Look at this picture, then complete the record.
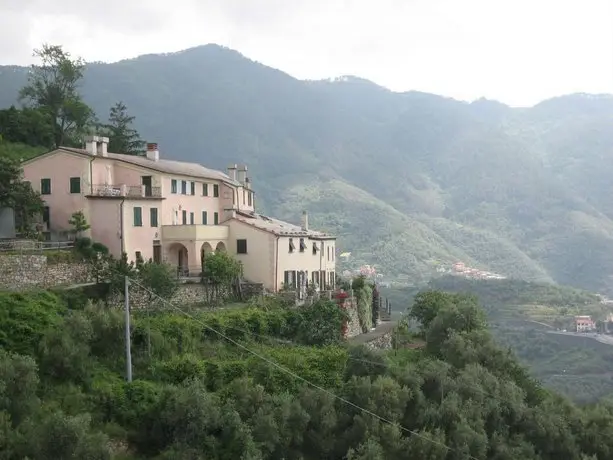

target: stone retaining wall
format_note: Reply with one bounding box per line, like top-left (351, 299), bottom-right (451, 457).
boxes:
top-left (0, 254), bottom-right (91, 290)
top-left (344, 297), bottom-right (362, 338)
top-left (110, 281), bottom-right (265, 309)
top-left (364, 331), bottom-right (393, 350)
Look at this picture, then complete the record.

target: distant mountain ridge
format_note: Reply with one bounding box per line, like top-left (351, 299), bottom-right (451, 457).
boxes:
top-left (1, 44), bottom-right (612, 292)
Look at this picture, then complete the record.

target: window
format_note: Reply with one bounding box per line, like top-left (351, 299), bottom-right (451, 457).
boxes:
top-left (42, 206), bottom-right (50, 228)
top-left (181, 180), bottom-right (187, 194)
top-left (41, 178), bottom-right (51, 195)
top-left (299, 238), bottom-right (307, 252)
top-left (202, 211), bottom-right (208, 225)
top-left (190, 181), bottom-right (196, 195)
top-left (327, 247), bottom-right (331, 261)
top-left (284, 270), bottom-right (297, 289)
top-left (133, 207), bottom-right (143, 226)
top-left (243, 190), bottom-right (246, 204)
top-left (182, 210), bottom-right (187, 225)
top-left (202, 183), bottom-right (208, 196)
top-left (171, 179), bottom-right (178, 194)
top-left (289, 238), bottom-right (295, 253)
top-left (237, 239), bottom-right (247, 254)
top-left (153, 244), bottom-right (162, 263)
top-left (213, 184), bottom-right (219, 197)
top-left (248, 192), bottom-right (252, 207)
top-left (69, 177), bottom-right (81, 193)
top-left (150, 208), bottom-right (158, 227)
top-left (329, 272), bottom-right (335, 288)
top-left (312, 242), bottom-right (318, 255)
top-left (190, 212), bottom-right (195, 225)
top-left (213, 212), bottom-right (219, 225)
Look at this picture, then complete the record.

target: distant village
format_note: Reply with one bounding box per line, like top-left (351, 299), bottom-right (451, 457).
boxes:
top-left (440, 261), bottom-right (506, 280)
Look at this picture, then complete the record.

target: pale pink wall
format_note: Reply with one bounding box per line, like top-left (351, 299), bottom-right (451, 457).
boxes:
top-left (123, 200), bottom-right (161, 262)
top-left (22, 151), bottom-right (92, 234)
top-left (226, 220), bottom-right (275, 288)
top-left (90, 158), bottom-right (115, 188)
top-left (236, 185), bottom-right (255, 213)
top-left (160, 175), bottom-right (224, 226)
top-left (276, 237), bottom-right (337, 290)
top-left (89, 200), bottom-right (122, 256)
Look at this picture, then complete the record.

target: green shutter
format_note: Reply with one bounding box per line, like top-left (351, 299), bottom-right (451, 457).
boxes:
top-left (150, 208), bottom-right (158, 227)
top-left (203, 184), bottom-right (208, 196)
top-left (214, 212), bottom-right (219, 225)
top-left (202, 211), bottom-right (208, 224)
top-left (41, 178), bottom-right (51, 195)
top-left (69, 177), bottom-right (81, 193)
top-left (213, 184), bottom-right (219, 197)
top-left (171, 179), bottom-right (177, 193)
top-left (134, 207), bottom-right (142, 226)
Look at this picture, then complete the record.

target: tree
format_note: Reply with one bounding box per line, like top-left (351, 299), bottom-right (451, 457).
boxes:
top-left (68, 210), bottom-right (90, 237)
top-left (0, 106), bottom-right (55, 148)
top-left (19, 44), bottom-right (95, 148)
top-left (202, 252), bottom-right (242, 285)
top-left (102, 102), bottom-right (145, 155)
top-left (0, 155), bottom-right (44, 237)
top-left (139, 261), bottom-right (179, 302)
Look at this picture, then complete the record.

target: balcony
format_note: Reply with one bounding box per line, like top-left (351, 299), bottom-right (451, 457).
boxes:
top-left (161, 224), bottom-right (229, 242)
top-left (88, 184), bottom-right (162, 198)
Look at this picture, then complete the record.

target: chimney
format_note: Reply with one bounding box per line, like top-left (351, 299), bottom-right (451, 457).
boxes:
top-left (227, 164), bottom-right (237, 181)
top-left (84, 135), bottom-right (100, 155)
top-left (301, 210), bottom-right (309, 231)
top-left (146, 143), bottom-right (159, 161)
top-left (237, 164), bottom-right (248, 184)
top-left (97, 137), bottom-right (109, 157)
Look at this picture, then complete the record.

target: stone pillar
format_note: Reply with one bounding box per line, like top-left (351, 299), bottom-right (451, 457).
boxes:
top-left (372, 285), bottom-right (380, 327)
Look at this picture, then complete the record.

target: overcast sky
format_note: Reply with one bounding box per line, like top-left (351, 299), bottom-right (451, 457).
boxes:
top-left (1, 0), bottom-right (611, 106)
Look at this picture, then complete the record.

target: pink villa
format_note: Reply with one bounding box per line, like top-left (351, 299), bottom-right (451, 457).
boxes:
top-left (575, 315), bottom-right (596, 332)
top-left (21, 136), bottom-right (336, 292)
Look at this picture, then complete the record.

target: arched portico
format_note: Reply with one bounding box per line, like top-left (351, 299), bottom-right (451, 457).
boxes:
top-left (167, 242), bottom-right (189, 276)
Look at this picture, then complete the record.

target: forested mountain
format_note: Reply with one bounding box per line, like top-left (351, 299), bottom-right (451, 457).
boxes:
top-left (1, 45), bottom-right (612, 292)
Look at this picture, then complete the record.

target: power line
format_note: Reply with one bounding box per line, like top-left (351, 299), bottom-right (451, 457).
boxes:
top-left (124, 275), bottom-right (480, 459)
top-left (127, 285), bottom-right (518, 406)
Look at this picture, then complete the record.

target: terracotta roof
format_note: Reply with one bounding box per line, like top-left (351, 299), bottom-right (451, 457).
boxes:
top-left (56, 147), bottom-right (240, 185)
top-left (233, 211), bottom-right (335, 239)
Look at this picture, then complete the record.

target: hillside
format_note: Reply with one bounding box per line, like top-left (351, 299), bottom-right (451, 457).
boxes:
top-left (1, 45), bottom-right (613, 291)
top-left (6, 287), bottom-right (613, 458)
top-left (386, 276), bottom-right (613, 403)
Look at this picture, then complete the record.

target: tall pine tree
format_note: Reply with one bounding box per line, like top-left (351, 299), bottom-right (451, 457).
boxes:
top-left (103, 102), bottom-right (145, 155)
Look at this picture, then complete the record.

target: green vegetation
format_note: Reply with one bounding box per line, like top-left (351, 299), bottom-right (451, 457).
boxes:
top-left (101, 101), bottom-right (146, 155)
top-left (5, 288), bottom-right (613, 458)
top-left (387, 277), bottom-right (613, 403)
top-left (19, 44), bottom-right (94, 148)
top-left (0, 151), bottom-right (44, 237)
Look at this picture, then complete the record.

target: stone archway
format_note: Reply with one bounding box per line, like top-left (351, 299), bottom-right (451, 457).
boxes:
top-left (200, 242), bottom-right (214, 265)
top-left (215, 241), bottom-right (226, 253)
top-left (167, 242), bottom-right (189, 276)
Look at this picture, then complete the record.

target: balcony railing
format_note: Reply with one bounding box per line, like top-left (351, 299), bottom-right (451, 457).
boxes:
top-left (89, 184), bottom-right (162, 198)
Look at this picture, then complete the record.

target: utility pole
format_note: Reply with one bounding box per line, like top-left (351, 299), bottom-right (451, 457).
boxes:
top-left (124, 276), bottom-right (133, 383)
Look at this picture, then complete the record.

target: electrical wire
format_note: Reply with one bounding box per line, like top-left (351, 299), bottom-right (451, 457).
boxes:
top-left (122, 275), bottom-right (480, 459)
